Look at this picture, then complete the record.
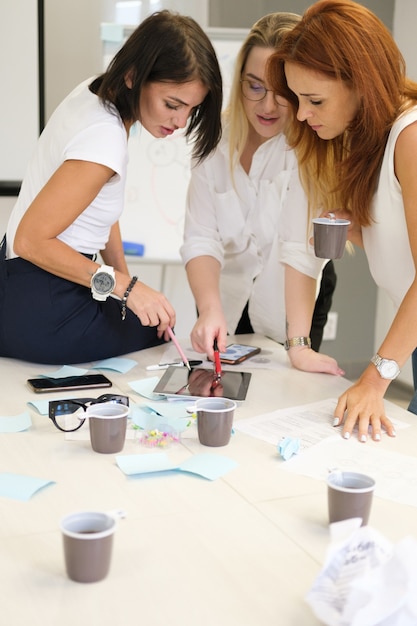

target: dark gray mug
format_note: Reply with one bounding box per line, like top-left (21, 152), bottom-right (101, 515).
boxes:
top-left (61, 511), bottom-right (116, 583)
top-left (196, 398), bottom-right (236, 447)
top-left (327, 470), bottom-right (375, 526)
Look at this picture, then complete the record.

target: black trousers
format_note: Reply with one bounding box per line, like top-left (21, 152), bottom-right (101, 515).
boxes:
top-left (0, 237), bottom-right (164, 365)
top-left (235, 260), bottom-right (337, 353)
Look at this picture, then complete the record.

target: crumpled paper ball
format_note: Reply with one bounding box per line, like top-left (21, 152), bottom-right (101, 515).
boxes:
top-left (306, 519), bottom-right (417, 625)
top-left (277, 436), bottom-right (300, 461)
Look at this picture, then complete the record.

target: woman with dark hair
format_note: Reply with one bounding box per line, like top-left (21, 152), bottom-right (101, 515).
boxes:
top-left (0, 10), bottom-right (222, 365)
top-left (269, 0), bottom-right (417, 441)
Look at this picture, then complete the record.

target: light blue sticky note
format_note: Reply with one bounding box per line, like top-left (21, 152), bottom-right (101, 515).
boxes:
top-left (92, 357), bottom-right (136, 373)
top-left (178, 455), bottom-right (238, 481)
top-left (115, 452), bottom-right (238, 481)
top-left (40, 365), bottom-right (88, 379)
top-left (27, 400), bottom-right (49, 416)
top-left (116, 452), bottom-right (175, 475)
top-left (129, 377), bottom-right (165, 400)
top-left (130, 406), bottom-right (190, 434)
top-left (0, 412), bottom-right (32, 433)
top-left (145, 401), bottom-right (191, 419)
top-left (0, 473), bottom-right (55, 501)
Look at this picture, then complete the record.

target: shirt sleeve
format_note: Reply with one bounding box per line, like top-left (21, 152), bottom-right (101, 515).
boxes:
top-left (180, 155), bottom-right (225, 267)
top-left (65, 122), bottom-right (127, 179)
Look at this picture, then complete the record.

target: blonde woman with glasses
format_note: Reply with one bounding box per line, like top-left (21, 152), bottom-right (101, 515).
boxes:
top-left (181, 12), bottom-right (342, 376)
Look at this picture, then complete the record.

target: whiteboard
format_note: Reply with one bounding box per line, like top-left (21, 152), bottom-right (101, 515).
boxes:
top-left (0, 0), bottom-right (40, 183)
top-left (118, 27), bottom-right (248, 261)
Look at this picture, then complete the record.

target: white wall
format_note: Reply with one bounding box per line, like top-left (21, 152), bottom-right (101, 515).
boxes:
top-left (0, 0), bottom-right (39, 181)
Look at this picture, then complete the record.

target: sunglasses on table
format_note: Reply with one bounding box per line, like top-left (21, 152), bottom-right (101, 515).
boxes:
top-left (48, 394), bottom-right (129, 432)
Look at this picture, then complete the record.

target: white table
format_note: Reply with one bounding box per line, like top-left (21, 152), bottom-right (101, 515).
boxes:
top-left (0, 335), bottom-right (415, 626)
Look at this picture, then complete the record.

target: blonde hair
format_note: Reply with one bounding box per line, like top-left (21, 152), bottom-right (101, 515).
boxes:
top-left (268, 0), bottom-right (417, 225)
top-left (225, 12), bottom-right (301, 172)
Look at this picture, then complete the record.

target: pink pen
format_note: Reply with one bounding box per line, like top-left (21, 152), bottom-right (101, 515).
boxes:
top-left (166, 326), bottom-right (191, 371)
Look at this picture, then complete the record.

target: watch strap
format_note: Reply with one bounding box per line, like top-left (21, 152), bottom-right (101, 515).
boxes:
top-left (284, 336), bottom-right (311, 351)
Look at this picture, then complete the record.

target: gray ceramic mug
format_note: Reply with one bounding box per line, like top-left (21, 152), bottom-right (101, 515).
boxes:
top-left (327, 470), bottom-right (375, 526)
top-left (86, 402), bottom-right (129, 454)
top-left (61, 511), bottom-right (117, 583)
top-left (313, 217), bottom-right (351, 259)
top-left (196, 398), bottom-right (236, 447)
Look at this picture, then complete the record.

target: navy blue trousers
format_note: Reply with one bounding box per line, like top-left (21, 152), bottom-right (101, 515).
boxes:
top-left (0, 237), bottom-right (164, 364)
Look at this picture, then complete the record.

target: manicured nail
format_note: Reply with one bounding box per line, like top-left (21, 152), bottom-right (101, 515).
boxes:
top-left (374, 433), bottom-right (381, 441)
top-left (333, 417), bottom-right (340, 427)
top-left (391, 429), bottom-right (397, 437)
top-left (343, 432), bottom-right (350, 440)
top-left (360, 434), bottom-right (367, 443)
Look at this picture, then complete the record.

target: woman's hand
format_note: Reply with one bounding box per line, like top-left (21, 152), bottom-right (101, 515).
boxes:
top-left (288, 346), bottom-right (345, 376)
top-left (126, 280), bottom-right (176, 335)
top-left (333, 372), bottom-right (397, 442)
top-left (190, 309), bottom-right (228, 360)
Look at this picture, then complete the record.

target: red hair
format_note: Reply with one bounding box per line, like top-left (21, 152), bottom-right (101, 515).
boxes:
top-left (268, 0), bottom-right (417, 225)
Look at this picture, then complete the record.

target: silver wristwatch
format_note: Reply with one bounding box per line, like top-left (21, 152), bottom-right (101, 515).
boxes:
top-left (91, 265), bottom-right (116, 301)
top-left (371, 353), bottom-right (400, 380)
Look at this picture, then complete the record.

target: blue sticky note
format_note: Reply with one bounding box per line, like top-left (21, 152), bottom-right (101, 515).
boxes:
top-left (145, 401), bottom-right (191, 419)
top-left (0, 473), bottom-right (55, 501)
top-left (92, 357), bottom-right (136, 373)
top-left (116, 452), bottom-right (238, 481)
top-left (0, 412), bottom-right (32, 433)
top-left (130, 406), bottom-right (190, 434)
top-left (178, 455), bottom-right (238, 481)
top-left (27, 400), bottom-right (49, 416)
top-left (116, 452), bottom-right (175, 475)
top-left (40, 365), bottom-right (88, 379)
top-left (129, 377), bottom-right (165, 400)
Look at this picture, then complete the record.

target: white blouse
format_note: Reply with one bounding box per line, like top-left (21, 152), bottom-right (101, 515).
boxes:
top-left (181, 127), bottom-right (324, 342)
top-left (362, 107), bottom-right (417, 310)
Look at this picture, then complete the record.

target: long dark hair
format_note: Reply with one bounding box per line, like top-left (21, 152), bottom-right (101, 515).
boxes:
top-left (90, 10), bottom-right (222, 162)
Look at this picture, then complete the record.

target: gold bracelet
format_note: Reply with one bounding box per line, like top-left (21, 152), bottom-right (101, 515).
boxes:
top-left (284, 336), bottom-right (311, 351)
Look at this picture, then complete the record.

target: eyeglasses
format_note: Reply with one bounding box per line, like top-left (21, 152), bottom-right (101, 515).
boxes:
top-left (240, 79), bottom-right (288, 106)
top-left (48, 394), bottom-right (129, 432)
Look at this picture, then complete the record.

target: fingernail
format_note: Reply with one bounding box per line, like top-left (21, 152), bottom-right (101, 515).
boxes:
top-left (392, 429), bottom-right (397, 437)
top-left (374, 433), bottom-right (381, 441)
top-left (360, 434), bottom-right (367, 443)
top-left (343, 432), bottom-right (350, 440)
top-left (333, 417), bottom-right (340, 427)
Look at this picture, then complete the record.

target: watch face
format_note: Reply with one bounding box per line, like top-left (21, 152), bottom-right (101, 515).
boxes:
top-left (380, 359), bottom-right (400, 379)
top-left (93, 272), bottom-right (115, 294)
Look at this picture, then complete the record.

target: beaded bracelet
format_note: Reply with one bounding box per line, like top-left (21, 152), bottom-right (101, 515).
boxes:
top-left (121, 276), bottom-right (138, 321)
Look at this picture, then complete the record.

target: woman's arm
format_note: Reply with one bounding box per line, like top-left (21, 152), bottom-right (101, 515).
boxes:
top-left (14, 159), bottom-right (176, 333)
top-left (334, 121), bottom-right (417, 442)
top-left (285, 264), bottom-right (344, 375)
top-left (185, 255), bottom-right (227, 358)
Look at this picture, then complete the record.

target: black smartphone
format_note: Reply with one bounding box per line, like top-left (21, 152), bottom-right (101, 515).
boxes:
top-left (27, 373), bottom-right (112, 393)
top-left (216, 344), bottom-right (261, 365)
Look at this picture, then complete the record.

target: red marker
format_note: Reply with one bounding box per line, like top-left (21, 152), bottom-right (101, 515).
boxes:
top-left (213, 338), bottom-right (222, 380)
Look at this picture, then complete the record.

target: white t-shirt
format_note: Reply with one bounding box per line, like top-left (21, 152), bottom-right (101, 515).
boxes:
top-left (180, 126), bottom-right (324, 342)
top-left (6, 78), bottom-right (128, 258)
top-left (362, 107), bottom-right (417, 309)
